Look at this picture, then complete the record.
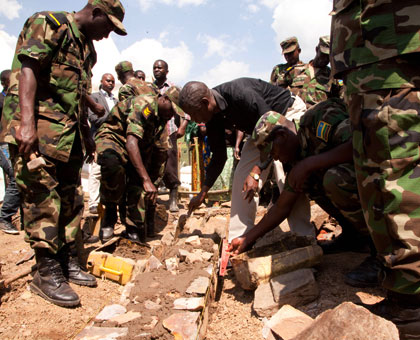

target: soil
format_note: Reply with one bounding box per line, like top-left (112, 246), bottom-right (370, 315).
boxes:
top-left (0, 196), bottom-right (385, 340)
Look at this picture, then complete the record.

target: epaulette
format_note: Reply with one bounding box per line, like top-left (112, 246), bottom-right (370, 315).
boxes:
top-left (45, 12), bottom-right (68, 29)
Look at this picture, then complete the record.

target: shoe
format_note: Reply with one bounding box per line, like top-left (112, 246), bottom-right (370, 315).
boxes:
top-left (344, 256), bottom-right (382, 288)
top-left (318, 234), bottom-right (371, 254)
top-left (146, 206), bottom-right (156, 238)
top-left (100, 204), bottom-right (117, 242)
top-left (362, 291), bottom-right (420, 340)
top-left (0, 220), bottom-right (19, 235)
top-left (169, 188), bottom-right (179, 212)
top-left (123, 225), bottom-right (146, 243)
top-left (60, 243), bottom-right (97, 287)
top-left (30, 249), bottom-right (80, 308)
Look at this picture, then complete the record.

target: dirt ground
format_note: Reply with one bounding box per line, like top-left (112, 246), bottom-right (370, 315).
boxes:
top-left (0, 196), bottom-right (385, 340)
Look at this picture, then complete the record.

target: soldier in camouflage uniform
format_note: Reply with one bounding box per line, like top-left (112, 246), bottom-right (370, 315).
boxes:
top-left (270, 37), bottom-right (307, 94)
top-left (0, 0), bottom-right (127, 308)
top-left (96, 86), bottom-right (183, 242)
top-left (96, 61), bottom-right (158, 242)
top-left (331, 1), bottom-right (420, 337)
top-left (229, 98), bottom-right (380, 285)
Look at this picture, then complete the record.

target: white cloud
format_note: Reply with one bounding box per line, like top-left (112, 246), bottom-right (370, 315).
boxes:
top-left (247, 4), bottom-right (260, 14)
top-left (199, 34), bottom-right (234, 59)
top-left (257, 0), bottom-right (280, 10)
top-left (0, 29), bottom-right (17, 72)
top-left (0, 0), bottom-right (22, 20)
top-left (137, 0), bottom-right (206, 11)
top-left (196, 60), bottom-right (268, 88)
top-left (271, 0), bottom-right (333, 63)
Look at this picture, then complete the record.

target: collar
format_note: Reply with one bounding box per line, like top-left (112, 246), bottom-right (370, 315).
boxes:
top-left (100, 88), bottom-right (114, 99)
top-left (211, 89), bottom-right (227, 111)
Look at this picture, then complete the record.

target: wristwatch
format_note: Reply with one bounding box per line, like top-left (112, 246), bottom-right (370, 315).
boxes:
top-left (249, 172), bottom-right (260, 181)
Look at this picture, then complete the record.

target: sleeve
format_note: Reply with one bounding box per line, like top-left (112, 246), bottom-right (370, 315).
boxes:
top-left (203, 114), bottom-right (228, 188)
top-left (17, 13), bottom-right (64, 68)
top-left (126, 98), bottom-right (149, 140)
top-left (270, 65), bottom-right (278, 84)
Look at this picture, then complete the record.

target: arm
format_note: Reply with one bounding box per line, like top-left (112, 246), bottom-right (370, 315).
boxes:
top-left (288, 139), bottom-right (353, 192)
top-left (176, 117), bottom-right (188, 139)
top-left (126, 134), bottom-right (157, 204)
top-left (234, 130), bottom-right (244, 160)
top-left (228, 189), bottom-right (299, 254)
top-left (15, 57), bottom-right (40, 158)
top-left (84, 93), bottom-right (105, 118)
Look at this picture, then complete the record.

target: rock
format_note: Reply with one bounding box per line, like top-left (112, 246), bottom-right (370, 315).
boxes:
top-left (163, 312), bottom-right (200, 340)
top-left (185, 235), bottom-right (201, 246)
top-left (179, 249), bottom-right (191, 262)
top-left (186, 276), bottom-right (210, 295)
top-left (120, 282), bottom-right (135, 306)
top-left (143, 316), bottom-right (159, 330)
top-left (109, 311), bottom-right (142, 325)
top-left (270, 269), bottom-right (319, 307)
top-left (161, 231), bottom-right (174, 246)
top-left (165, 257), bottom-right (179, 273)
top-left (310, 203), bottom-right (329, 231)
top-left (266, 305), bottom-right (313, 340)
top-left (203, 216), bottom-right (228, 239)
top-left (20, 291), bottom-right (32, 300)
top-left (185, 217), bottom-right (204, 234)
top-left (136, 259), bottom-right (149, 273)
top-left (144, 299), bottom-right (161, 310)
top-left (174, 297), bottom-right (205, 311)
top-left (146, 255), bottom-right (163, 271)
top-left (186, 252), bottom-right (203, 264)
top-left (95, 304), bottom-right (127, 321)
top-left (253, 282), bottom-right (278, 318)
top-left (75, 327), bottom-right (128, 340)
top-left (194, 249), bottom-right (213, 261)
top-left (293, 302), bottom-right (399, 340)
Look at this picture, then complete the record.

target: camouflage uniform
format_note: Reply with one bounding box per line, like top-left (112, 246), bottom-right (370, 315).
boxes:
top-left (331, 0), bottom-right (420, 295)
top-left (0, 11), bottom-right (96, 253)
top-left (96, 92), bottom-right (169, 228)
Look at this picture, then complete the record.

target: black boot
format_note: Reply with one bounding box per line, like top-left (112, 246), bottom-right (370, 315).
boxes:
top-left (61, 243), bottom-right (97, 287)
top-left (30, 248), bottom-right (80, 307)
top-left (344, 255), bottom-right (382, 288)
top-left (169, 187), bottom-right (179, 212)
top-left (146, 206), bottom-right (156, 237)
top-left (123, 224), bottom-right (146, 243)
top-left (100, 203), bottom-right (117, 242)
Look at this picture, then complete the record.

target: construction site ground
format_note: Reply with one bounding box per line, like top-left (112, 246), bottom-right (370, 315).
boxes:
top-left (0, 195), bottom-right (385, 340)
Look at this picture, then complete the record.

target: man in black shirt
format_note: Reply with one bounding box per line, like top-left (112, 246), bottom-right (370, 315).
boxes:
top-left (179, 77), bottom-right (314, 241)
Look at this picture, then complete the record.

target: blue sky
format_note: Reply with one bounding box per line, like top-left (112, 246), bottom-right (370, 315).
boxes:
top-left (0, 0), bottom-right (333, 90)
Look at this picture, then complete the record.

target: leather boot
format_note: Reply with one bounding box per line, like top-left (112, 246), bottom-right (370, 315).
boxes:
top-left (123, 224), bottom-right (146, 243)
top-left (344, 255), bottom-right (382, 288)
top-left (169, 187), bottom-right (179, 212)
top-left (30, 248), bottom-right (80, 307)
top-left (146, 206), bottom-right (156, 237)
top-left (61, 243), bottom-right (97, 287)
top-left (100, 203), bottom-right (117, 242)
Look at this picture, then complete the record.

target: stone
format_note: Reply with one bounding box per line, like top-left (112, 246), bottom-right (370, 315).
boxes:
top-left (186, 252), bottom-right (203, 264)
top-left (146, 255), bottom-right (163, 271)
top-left (293, 302), bottom-right (399, 340)
top-left (144, 299), bottom-right (161, 310)
top-left (179, 249), bottom-right (191, 262)
top-left (161, 231), bottom-right (174, 246)
top-left (186, 276), bottom-right (210, 295)
top-left (20, 291), bottom-right (32, 300)
top-left (165, 257), bottom-right (179, 273)
top-left (202, 216), bottom-right (228, 239)
top-left (185, 217), bottom-right (204, 234)
top-left (136, 259), bottom-right (149, 273)
top-left (95, 304), bottom-right (127, 321)
top-left (109, 311), bottom-right (142, 325)
top-left (270, 269), bottom-right (319, 307)
top-left (266, 305), bottom-right (313, 340)
top-left (74, 327), bottom-right (128, 340)
top-left (174, 297), bottom-right (205, 311)
top-left (253, 282), bottom-right (278, 318)
top-left (163, 312), bottom-right (200, 340)
top-left (143, 316), bottom-right (159, 330)
top-left (185, 235), bottom-right (201, 246)
top-left (194, 249), bottom-right (213, 261)
top-left (120, 282), bottom-right (135, 306)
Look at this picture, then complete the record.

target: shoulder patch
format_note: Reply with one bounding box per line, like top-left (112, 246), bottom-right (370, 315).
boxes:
top-left (316, 120), bottom-right (332, 142)
top-left (45, 12), bottom-right (68, 29)
top-left (142, 104), bottom-right (153, 119)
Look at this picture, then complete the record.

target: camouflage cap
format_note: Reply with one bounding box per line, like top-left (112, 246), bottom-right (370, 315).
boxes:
top-left (280, 36), bottom-right (299, 54)
top-left (165, 86), bottom-right (185, 118)
top-left (88, 0), bottom-right (127, 36)
top-left (318, 35), bottom-right (330, 54)
top-left (115, 61), bottom-right (133, 75)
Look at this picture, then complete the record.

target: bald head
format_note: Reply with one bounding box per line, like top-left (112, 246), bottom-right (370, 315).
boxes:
top-left (100, 73), bottom-right (115, 94)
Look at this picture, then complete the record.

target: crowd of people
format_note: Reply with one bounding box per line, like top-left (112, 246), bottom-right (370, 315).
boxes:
top-left (0, 0), bottom-right (419, 338)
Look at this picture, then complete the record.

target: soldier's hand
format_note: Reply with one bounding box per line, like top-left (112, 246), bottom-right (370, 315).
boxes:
top-left (15, 122), bottom-right (38, 159)
top-left (143, 179), bottom-right (157, 204)
top-left (234, 147), bottom-right (241, 160)
top-left (188, 191), bottom-right (206, 215)
top-left (83, 134), bottom-right (96, 164)
top-left (243, 175), bottom-right (259, 203)
top-left (93, 103), bottom-right (106, 117)
top-left (288, 159), bottom-right (312, 192)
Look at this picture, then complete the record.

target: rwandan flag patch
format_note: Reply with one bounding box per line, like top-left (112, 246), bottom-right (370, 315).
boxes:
top-left (316, 120), bottom-right (331, 142)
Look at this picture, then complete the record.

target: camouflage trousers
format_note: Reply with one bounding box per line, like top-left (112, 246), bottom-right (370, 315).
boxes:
top-left (306, 163), bottom-right (368, 236)
top-left (346, 88), bottom-right (420, 295)
top-left (10, 140), bottom-right (84, 254)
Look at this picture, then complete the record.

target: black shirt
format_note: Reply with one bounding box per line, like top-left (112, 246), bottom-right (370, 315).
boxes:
top-left (205, 77), bottom-right (293, 188)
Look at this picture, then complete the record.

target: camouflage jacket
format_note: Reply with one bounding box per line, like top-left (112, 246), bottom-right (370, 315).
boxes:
top-left (96, 94), bottom-right (169, 164)
top-left (0, 11), bottom-right (96, 162)
top-left (286, 98), bottom-right (351, 192)
top-left (330, 0), bottom-right (420, 94)
top-left (270, 62), bottom-right (307, 89)
top-left (118, 77), bottom-right (158, 101)
top-left (296, 61), bottom-right (332, 108)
